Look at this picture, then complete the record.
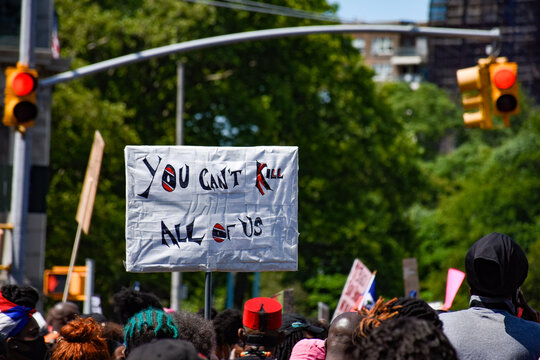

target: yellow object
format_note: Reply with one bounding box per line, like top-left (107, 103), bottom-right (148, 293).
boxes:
top-left (43, 266), bottom-right (87, 301)
top-left (2, 63), bottom-right (39, 133)
top-left (489, 58), bottom-right (519, 127)
top-left (456, 58), bottom-right (492, 129)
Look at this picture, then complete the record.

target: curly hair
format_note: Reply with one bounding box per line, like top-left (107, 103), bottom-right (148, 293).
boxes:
top-left (390, 297), bottom-right (443, 329)
top-left (112, 287), bottom-right (163, 325)
top-left (172, 311), bottom-right (216, 358)
top-left (51, 317), bottom-right (110, 360)
top-left (124, 308), bottom-right (179, 356)
top-left (353, 297), bottom-right (400, 342)
top-left (0, 285), bottom-right (39, 308)
top-left (355, 317), bottom-right (457, 360)
top-left (213, 309), bottom-right (242, 346)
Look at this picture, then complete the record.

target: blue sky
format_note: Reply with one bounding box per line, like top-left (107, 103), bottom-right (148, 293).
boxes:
top-left (331, 0), bottom-right (430, 23)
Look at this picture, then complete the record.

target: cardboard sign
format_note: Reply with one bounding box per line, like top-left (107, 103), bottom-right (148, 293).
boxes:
top-left (332, 259), bottom-right (373, 320)
top-left (124, 146), bottom-right (298, 272)
top-left (76, 131), bottom-right (105, 234)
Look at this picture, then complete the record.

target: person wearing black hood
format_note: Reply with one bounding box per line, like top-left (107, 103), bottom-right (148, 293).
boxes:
top-left (440, 232), bottom-right (540, 360)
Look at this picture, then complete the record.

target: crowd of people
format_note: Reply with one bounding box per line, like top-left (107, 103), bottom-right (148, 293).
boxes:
top-left (0, 232), bottom-right (539, 359)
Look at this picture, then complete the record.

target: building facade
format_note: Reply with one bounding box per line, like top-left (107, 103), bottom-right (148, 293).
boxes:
top-left (352, 22), bottom-right (429, 86)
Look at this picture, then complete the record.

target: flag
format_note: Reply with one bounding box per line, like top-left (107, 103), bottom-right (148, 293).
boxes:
top-left (361, 273), bottom-right (376, 310)
top-left (51, 9), bottom-right (60, 59)
top-left (0, 293), bottom-right (35, 337)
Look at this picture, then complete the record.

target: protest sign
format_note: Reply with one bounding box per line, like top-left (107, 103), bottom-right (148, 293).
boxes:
top-left (125, 146), bottom-right (298, 272)
top-left (332, 258), bottom-right (373, 320)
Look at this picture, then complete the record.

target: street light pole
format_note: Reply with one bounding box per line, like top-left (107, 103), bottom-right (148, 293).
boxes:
top-left (171, 62), bottom-right (185, 311)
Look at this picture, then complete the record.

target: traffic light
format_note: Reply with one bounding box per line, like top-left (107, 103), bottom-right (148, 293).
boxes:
top-left (490, 58), bottom-right (519, 127)
top-left (3, 63), bottom-right (39, 132)
top-left (43, 266), bottom-right (86, 301)
top-left (456, 58), bottom-right (492, 128)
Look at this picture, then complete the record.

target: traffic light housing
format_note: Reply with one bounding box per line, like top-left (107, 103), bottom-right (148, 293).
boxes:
top-left (490, 58), bottom-right (519, 127)
top-left (3, 63), bottom-right (39, 132)
top-left (456, 58), bottom-right (492, 129)
top-left (43, 266), bottom-right (86, 301)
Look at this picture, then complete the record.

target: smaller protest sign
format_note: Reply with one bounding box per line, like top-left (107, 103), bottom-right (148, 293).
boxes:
top-left (332, 258), bottom-right (373, 320)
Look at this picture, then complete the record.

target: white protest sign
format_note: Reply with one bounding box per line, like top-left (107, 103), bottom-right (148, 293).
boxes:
top-left (332, 258), bottom-right (373, 320)
top-left (125, 146), bottom-right (298, 272)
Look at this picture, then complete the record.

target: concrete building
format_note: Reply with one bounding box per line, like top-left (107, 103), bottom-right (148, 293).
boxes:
top-left (351, 22), bottom-right (429, 86)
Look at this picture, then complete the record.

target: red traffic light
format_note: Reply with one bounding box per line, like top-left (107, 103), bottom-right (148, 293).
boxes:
top-left (47, 274), bottom-right (67, 294)
top-left (492, 68), bottom-right (516, 90)
top-left (3, 64), bottom-right (39, 131)
top-left (11, 72), bottom-right (37, 97)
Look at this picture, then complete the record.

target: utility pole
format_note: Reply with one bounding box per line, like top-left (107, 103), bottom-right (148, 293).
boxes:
top-left (170, 61), bottom-right (185, 311)
top-left (9, 0), bottom-right (36, 284)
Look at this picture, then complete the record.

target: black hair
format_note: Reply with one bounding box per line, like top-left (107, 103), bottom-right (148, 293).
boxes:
top-left (273, 327), bottom-right (304, 360)
top-left (112, 287), bottom-right (163, 324)
top-left (197, 307), bottom-right (218, 320)
top-left (213, 308), bottom-right (242, 346)
top-left (0, 285), bottom-right (39, 308)
top-left (172, 311), bottom-right (216, 359)
top-left (391, 297), bottom-right (443, 329)
top-left (355, 317), bottom-right (457, 360)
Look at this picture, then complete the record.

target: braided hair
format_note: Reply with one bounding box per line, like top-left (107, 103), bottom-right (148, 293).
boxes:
top-left (123, 308), bottom-right (179, 356)
top-left (353, 297), bottom-right (400, 343)
top-left (273, 328), bottom-right (304, 360)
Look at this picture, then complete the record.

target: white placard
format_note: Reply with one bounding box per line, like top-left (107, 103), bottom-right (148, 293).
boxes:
top-left (332, 259), bottom-right (373, 320)
top-left (125, 146), bottom-right (298, 272)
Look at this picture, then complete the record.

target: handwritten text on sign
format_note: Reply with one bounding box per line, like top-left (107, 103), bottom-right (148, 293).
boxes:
top-left (125, 146), bottom-right (298, 272)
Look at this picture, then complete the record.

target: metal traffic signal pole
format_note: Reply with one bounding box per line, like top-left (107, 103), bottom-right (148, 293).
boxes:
top-left (9, 0), bottom-right (36, 284)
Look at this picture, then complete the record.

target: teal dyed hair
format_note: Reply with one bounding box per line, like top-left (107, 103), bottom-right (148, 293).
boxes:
top-left (124, 308), bottom-right (179, 355)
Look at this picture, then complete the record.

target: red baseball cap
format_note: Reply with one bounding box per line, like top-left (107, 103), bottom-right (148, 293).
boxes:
top-left (243, 297), bottom-right (282, 331)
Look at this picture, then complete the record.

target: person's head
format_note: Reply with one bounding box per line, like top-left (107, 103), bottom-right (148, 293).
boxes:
top-left (353, 297), bottom-right (399, 342)
top-left (354, 317), bottom-right (457, 360)
top-left (46, 302), bottom-right (81, 333)
top-left (123, 308), bottom-right (179, 356)
top-left (289, 338), bottom-right (325, 360)
top-left (100, 321), bottom-right (125, 359)
top-left (274, 314), bottom-right (324, 360)
top-left (325, 312), bottom-right (362, 360)
top-left (390, 297), bottom-right (443, 329)
top-left (0, 284), bottom-right (47, 360)
top-left (212, 308), bottom-right (242, 360)
top-left (171, 311), bottom-right (216, 359)
top-left (126, 339), bottom-right (200, 360)
top-left (51, 317), bottom-right (110, 360)
top-left (239, 297), bottom-right (283, 355)
top-left (466, 232), bottom-right (528, 299)
top-left (113, 288), bottom-right (163, 325)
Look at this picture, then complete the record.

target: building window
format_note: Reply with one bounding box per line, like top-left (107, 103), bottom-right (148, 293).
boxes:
top-left (430, 6), bottom-right (447, 21)
top-left (373, 63), bottom-right (394, 81)
top-left (371, 37), bottom-right (394, 56)
top-left (352, 38), bottom-right (366, 54)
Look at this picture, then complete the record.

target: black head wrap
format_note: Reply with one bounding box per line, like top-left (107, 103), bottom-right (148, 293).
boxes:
top-left (465, 232), bottom-right (528, 297)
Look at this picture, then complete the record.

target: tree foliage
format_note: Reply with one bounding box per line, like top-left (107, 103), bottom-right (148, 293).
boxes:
top-left (48, 0), bottom-right (425, 315)
top-left (48, 0), bottom-right (540, 318)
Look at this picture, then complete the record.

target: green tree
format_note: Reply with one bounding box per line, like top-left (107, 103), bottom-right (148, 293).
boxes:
top-left (49, 0), bottom-right (425, 316)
